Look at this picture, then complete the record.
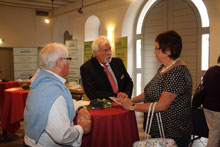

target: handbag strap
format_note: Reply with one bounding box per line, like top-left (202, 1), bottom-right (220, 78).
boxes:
top-left (144, 103), bottom-right (153, 138)
top-left (156, 112), bottom-right (165, 138)
top-left (145, 102), bottom-right (166, 139)
top-left (145, 102), bottom-right (157, 139)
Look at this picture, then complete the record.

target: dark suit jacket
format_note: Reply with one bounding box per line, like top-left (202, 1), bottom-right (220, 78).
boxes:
top-left (80, 57), bottom-right (133, 100)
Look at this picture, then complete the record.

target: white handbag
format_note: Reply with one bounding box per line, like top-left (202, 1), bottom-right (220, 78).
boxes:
top-left (133, 102), bottom-right (177, 147)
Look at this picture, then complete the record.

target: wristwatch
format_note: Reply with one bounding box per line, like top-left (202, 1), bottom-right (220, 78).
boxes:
top-left (130, 103), bottom-right (135, 111)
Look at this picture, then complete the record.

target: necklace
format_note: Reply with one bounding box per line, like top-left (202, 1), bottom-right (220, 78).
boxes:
top-left (161, 58), bottom-right (179, 73)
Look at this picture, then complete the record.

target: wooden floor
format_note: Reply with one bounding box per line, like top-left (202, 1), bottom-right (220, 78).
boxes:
top-left (0, 116), bottom-right (208, 147)
top-left (0, 121), bottom-right (24, 147)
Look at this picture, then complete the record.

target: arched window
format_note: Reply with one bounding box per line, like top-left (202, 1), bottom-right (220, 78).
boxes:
top-left (135, 0), bottom-right (210, 95)
top-left (85, 15), bottom-right (100, 41)
top-left (191, 0), bottom-right (210, 70)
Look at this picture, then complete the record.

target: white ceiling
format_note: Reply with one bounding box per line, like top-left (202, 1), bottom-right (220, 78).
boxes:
top-left (0, 0), bottom-right (77, 11)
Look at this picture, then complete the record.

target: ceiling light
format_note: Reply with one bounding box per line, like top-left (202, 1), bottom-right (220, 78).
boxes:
top-left (44, 0), bottom-right (53, 24)
top-left (44, 18), bottom-right (50, 24)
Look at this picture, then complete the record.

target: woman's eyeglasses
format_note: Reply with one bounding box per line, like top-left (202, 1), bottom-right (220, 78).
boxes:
top-left (155, 47), bottom-right (161, 50)
top-left (62, 57), bottom-right (72, 61)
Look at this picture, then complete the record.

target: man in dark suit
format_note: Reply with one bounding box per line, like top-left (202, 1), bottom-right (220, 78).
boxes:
top-left (80, 36), bottom-right (133, 100)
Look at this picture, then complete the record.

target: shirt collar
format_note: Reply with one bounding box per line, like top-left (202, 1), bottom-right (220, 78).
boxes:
top-left (45, 70), bottom-right (66, 84)
top-left (100, 63), bottom-right (109, 67)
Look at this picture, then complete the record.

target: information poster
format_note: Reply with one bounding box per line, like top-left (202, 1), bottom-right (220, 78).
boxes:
top-left (65, 40), bottom-right (80, 83)
top-left (115, 37), bottom-right (128, 69)
top-left (84, 41), bottom-right (93, 63)
top-left (13, 48), bottom-right (38, 79)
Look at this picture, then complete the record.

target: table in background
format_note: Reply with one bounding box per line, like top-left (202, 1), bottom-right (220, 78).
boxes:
top-left (0, 85), bottom-right (86, 135)
top-left (81, 104), bottom-right (139, 147)
top-left (1, 87), bottom-right (29, 135)
top-left (69, 87), bottom-right (84, 100)
top-left (0, 81), bottom-right (19, 108)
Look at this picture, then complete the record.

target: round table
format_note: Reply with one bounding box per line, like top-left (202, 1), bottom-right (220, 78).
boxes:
top-left (1, 87), bottom-right (29, 135)
top-left (0, 81), bottom-right (19, 108)
top-left (81, 104), bottom-right (139, 147)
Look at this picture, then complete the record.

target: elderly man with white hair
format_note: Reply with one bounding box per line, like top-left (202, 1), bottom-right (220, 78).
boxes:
top-left (80, 36), bottom-right (133, 100)
top-left (24, 43), bottom-right (91, 147)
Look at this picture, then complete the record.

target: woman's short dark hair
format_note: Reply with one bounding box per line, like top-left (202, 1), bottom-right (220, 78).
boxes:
top-left (155, 30), bottom-right (182, 60)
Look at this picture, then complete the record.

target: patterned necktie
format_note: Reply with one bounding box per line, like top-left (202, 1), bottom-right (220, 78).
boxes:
top-left (103, 65), bottom-right (118, 94)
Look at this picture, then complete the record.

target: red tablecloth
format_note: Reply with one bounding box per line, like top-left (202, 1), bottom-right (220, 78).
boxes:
top-left (1, 87), bottom-right (29, 135)
top-left (0, 81), bottom-right (19, 108)
top-left (82, 104), bottom-right (139, 147)
top-left (1, 89), bottom-right (140, 146)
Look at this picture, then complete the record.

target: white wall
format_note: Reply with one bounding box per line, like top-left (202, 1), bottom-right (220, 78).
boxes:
top-left (52, 0), bottom-right (131, 66)
top-left (0, 6), bottom-right (52, 47)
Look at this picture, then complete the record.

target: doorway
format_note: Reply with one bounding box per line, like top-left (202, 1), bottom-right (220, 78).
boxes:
top-left (0, 48), bottom-right (14, 81)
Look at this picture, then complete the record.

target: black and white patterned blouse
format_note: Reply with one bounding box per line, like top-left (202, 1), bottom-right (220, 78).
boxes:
top-left (143, 65), bottom-right (192, 138)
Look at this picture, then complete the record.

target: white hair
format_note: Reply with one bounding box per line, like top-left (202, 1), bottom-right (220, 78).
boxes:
top-left (92, 36), bottom-right (111, 55)
top-left (40, 43), bottom-right (68, 69)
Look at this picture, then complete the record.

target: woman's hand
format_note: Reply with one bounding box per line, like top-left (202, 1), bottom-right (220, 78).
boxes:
top-left (117, 96), bottom-right (125, 104)
top-left (118, 97), bottom-right (133, 110)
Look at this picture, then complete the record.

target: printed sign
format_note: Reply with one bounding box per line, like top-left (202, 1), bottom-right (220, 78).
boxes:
top-left (13, 48), bottom-right (38, 80)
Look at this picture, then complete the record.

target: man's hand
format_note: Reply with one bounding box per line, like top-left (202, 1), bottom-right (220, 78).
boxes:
top-left (77, 108), bottom-right (92, 134)
top-left (117, 92), bottom-right (128, 99)
top-left (77, 108), bottom-right (91, 121)
top-left (78, 119), bottom-right (92, 134)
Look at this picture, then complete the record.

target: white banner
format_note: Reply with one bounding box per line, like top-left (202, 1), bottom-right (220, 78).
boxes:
top-left (65, 40), bottom-right (80, 82)
top-left (13, 48), bottom-right (38, 80)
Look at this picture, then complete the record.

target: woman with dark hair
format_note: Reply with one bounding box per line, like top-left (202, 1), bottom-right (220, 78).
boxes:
top-left (118, 30), bottom-right (193, 147)
top-left (203, 55), bottom-right (220, 147)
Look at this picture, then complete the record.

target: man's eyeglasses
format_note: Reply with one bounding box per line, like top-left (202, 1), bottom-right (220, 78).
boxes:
top-left (62, 57), bottom-right (72, 61)
top-left (155, 47), bottom-right (161, 50)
